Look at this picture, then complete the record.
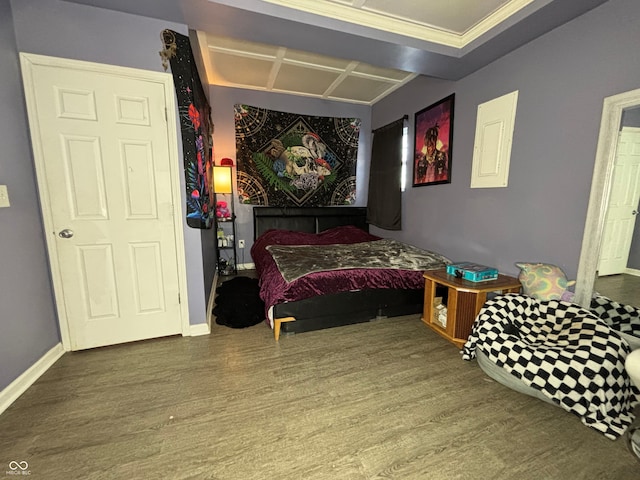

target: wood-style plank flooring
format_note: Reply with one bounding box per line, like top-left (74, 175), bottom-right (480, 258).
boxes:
top-left (1, 312), bottom-right (638, 479)
top-left (596, 273), bottom-right (640, 308)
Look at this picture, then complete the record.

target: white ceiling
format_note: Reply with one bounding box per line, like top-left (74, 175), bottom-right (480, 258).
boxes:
top-left (196, 31), bottom-right (419, 105)
top-left (196, 0), bottom-right (523, 104)
top-left (245, 0), bottom-right (525, 45)
top-left (192, 0), bottom-right (591, 104)
top-left (65, 0), bottom-right (609, 104)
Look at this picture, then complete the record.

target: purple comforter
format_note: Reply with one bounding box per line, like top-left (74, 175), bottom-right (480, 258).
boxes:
top-left (251, 226), bottom-right (449, 318)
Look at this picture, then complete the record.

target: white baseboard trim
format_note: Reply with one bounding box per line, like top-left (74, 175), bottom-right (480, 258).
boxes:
top-left (0, 343), bottom-right (65, 416)
top-left (238, 262), bottom-right (255, 271)
top-left (189, 322), bottom-right (211, 336)
top-left (624, 268), bottom-right (640, 277)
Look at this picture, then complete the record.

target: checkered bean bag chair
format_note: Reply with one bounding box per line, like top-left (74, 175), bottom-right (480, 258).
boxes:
top-left (590, 295), bottom-right (640, 349)
top-left (462, 294), bottom-right (639, 440)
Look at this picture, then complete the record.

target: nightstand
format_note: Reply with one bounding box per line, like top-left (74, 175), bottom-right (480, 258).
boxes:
top-left (422, 268), bottom-right (521, 348)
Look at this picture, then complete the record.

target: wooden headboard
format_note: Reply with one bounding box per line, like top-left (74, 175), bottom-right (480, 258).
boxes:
top-left (253, 207), bottom-right (368, 240)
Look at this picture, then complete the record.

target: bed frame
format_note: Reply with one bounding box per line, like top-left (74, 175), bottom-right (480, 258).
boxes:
top-left (253, 206), bottom-right (425, 339)
top-left (253, 206), bottom-right (369, 239)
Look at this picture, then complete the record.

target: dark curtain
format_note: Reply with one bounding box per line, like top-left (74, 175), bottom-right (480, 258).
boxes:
top-left (367, 117), bottom-right (405, 230)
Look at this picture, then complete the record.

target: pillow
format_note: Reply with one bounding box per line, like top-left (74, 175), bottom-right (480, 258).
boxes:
top-left (515, 262), bottom-right (576, 301)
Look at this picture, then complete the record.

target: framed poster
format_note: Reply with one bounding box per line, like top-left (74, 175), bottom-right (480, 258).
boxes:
top-left (413, 94), bottom-right (455, 187)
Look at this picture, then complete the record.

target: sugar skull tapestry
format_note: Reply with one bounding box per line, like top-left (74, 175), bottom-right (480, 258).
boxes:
top-left (160, 29), bottom-right (214, 229)
top-left (234, 104), bottom-right (361, 206)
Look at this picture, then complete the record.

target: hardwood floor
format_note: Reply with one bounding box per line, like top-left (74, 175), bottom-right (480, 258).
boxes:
top-left (595, 273), bottom-right (640, 307)
top-left (0, 314), bottom-right (638, 479)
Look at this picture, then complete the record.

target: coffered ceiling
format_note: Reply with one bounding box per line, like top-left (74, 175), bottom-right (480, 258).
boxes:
top-left (195, 31), bottom-right (418, 105)
top-left (66, 0), bottom-right (609, 104)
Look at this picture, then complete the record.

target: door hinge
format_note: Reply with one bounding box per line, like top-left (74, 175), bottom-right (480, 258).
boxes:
top-left (178, 293), bottom-right (181, 304)
top-left (164, 107), bottom-right (168, 121)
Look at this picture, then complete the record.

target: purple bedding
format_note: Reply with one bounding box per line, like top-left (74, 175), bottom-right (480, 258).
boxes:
top-left (251, 226), bottom-right (450, 320)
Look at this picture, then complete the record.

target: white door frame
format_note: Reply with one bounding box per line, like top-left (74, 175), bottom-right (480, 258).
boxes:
top-left (20, 52), bottom-right (190, 350)
top-left (575, 88), bottom-right (640, 307)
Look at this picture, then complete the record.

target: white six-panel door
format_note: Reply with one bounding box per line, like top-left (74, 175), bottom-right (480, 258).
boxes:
top-left (21, 53), bottom-right (189, 350)
top-left (598, 128), bottom-right (640, 276)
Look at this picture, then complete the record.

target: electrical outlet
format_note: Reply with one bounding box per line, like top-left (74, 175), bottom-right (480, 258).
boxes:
top-left (0, 185), bottom-right (10, 208)
top-left (238, 239), bottom-right (245, 249)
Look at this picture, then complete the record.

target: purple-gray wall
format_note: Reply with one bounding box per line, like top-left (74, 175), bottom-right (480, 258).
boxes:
top-left (372, 0), bottom-right (640, 281)
top-left (623, 107), bottom-right (640, 269)
top-left (0, 0), bottom-right (60, 391)
top-left (2, 0), bottom-right (639, 394)
top-left (10, 0), bottom-right (208, 328)
top-left (630, 221), bottom-right (640, 271)
top-left (209, 85), bottom-right (372, 258)
top-left (0, 0), bottom-right (208, 392)
top-left (622, 107), bottom-right (640, 128)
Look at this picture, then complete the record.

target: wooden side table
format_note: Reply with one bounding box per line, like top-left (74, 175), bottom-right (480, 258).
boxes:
top-left (422, 269), bottom-right (521, 348)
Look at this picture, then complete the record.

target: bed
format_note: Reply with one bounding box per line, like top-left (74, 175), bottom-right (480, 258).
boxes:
top-left (251, 206), bottom-right (451, 340)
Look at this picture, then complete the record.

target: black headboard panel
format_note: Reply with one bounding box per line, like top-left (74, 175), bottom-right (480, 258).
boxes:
top-left (253, 207), bottom-right (368, 240)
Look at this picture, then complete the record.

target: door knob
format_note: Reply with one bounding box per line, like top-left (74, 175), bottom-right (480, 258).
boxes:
top-left (633, 210), bottom-right (639, 216)
top-left (58, 229), bottom-right (74, 238)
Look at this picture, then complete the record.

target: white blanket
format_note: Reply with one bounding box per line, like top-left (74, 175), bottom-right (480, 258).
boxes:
top-left (267, 239), bottom-right (450, 283)
top-left (462, 294), bottom-right (639, 440)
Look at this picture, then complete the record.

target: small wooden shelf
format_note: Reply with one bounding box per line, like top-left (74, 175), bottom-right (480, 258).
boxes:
top-left (422, 268), bottom-right (521, 349)
top-left (215, 195), bottom-right (237, 276)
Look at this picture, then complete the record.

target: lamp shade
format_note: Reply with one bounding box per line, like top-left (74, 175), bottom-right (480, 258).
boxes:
top-left (213, 166), bottom-right (233, 194)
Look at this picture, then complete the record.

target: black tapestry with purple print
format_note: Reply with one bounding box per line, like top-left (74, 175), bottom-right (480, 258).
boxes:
top-left (234, 104), bottom-right (361, 206)
top-left (161, 29), bottom-right (214, 229)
